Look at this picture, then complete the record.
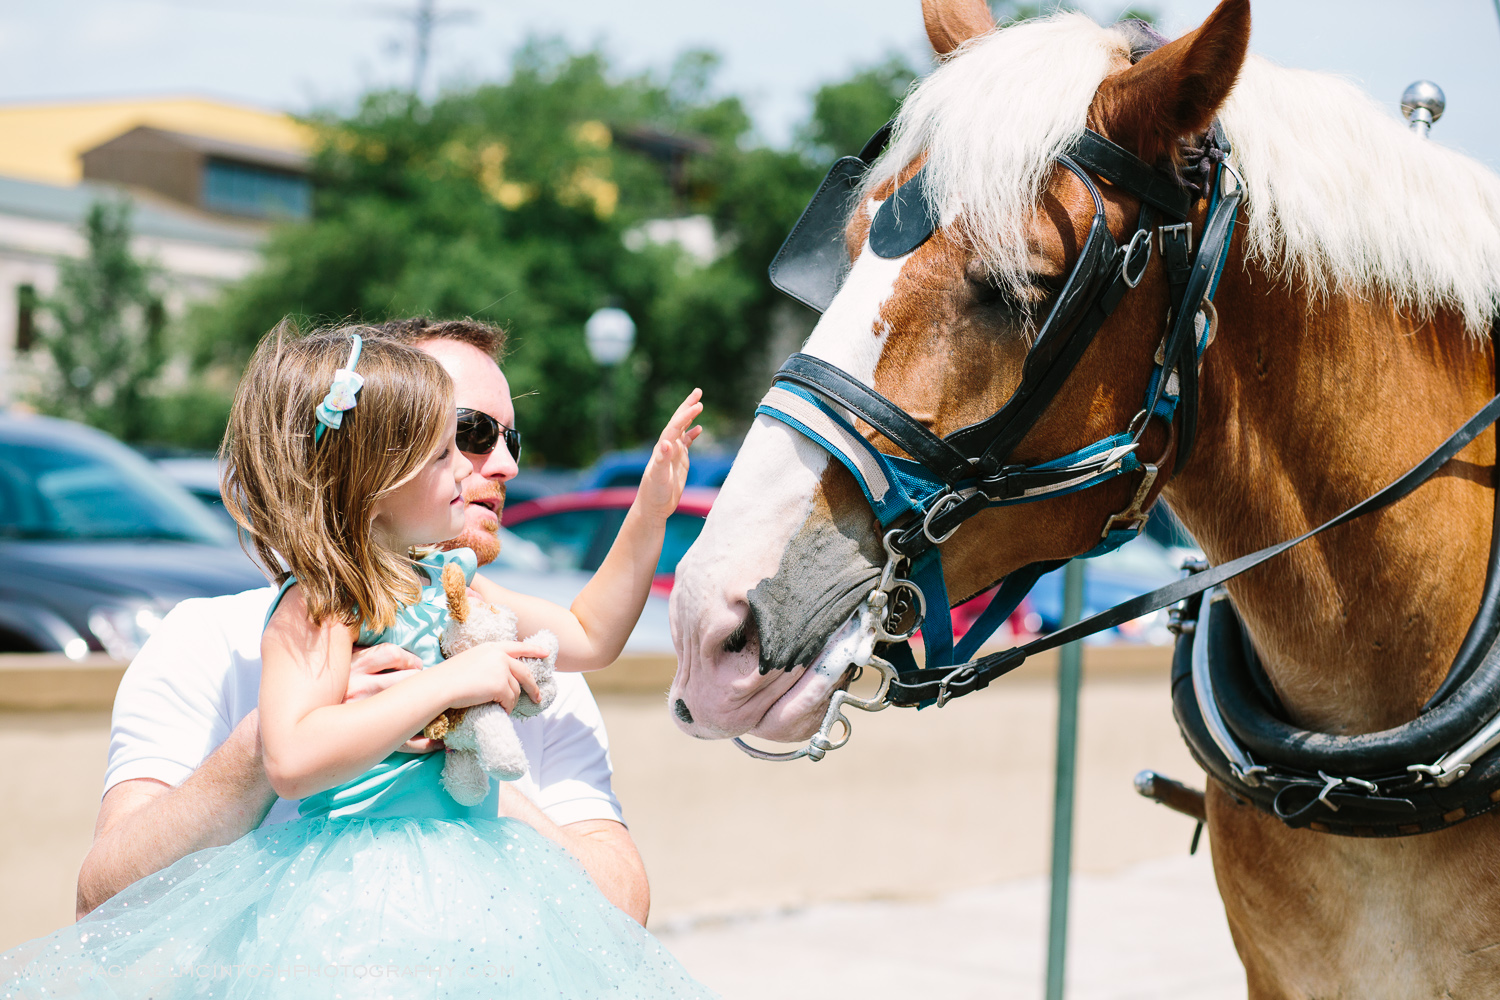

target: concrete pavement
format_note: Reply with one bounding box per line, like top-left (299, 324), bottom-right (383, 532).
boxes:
top-left (656, 854), bottom-right (1243, 999)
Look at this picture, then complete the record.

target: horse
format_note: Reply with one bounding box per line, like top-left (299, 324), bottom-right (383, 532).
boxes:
top-left (666, 0), bottom-right (1500, 994)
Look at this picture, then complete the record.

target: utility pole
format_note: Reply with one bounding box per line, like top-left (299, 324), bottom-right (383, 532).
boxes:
top-left (411, 0), bottom-right (436, 95)
top-left (369, 0), bottom-right (477, 97)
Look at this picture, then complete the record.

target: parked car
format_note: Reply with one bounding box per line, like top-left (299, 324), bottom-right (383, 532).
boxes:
top-left (947, 527), bottom-right (1193, 648)
top-left (1020, 533), bottom-right (1184, 644)
top-left (501, 487), bottom-right (717, 596)
top-left (0, 414), bottom-right (267, 657)
top-left (154, 454), bottom-right (579, 517)
top-left (578, 449), bottom-right (737, 490)
top-left (153, 455), bottom-right (238, 532)
top-left (503, 468), bottom-right (583, 506)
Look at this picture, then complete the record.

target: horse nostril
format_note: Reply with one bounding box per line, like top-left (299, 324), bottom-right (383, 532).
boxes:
top-left (723, 607), bottom-right (759, 654)
top-left (673, 699), bottom-right (694, 725)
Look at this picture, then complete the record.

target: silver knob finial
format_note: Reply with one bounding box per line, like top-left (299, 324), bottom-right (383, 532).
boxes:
top-left (1401, 80), bottom-right (1445, 138)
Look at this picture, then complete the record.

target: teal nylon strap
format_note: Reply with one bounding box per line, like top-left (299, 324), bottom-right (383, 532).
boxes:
top-left (756, 382), bottom-right (1147, 680)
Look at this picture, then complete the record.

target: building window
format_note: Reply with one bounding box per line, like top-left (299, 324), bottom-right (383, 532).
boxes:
top-left (16, 284), bottom-right (36, 352)
top-left (201, 158), bottom-right (311, 220)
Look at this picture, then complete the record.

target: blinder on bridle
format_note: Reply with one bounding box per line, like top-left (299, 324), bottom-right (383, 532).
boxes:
top-left (767, 123), bottom-right (893, 313)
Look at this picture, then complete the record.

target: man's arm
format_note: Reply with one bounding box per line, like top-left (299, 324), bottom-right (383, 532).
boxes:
top-left (79, 643), bottom-right (428, 918)
top-left (77, 710), bottom-right (274, 919)
top-left (492, 783), bottom-right (650, 924)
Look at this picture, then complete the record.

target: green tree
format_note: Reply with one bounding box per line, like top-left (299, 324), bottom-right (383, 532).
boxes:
top-left (191, 43), bottom-right (827, 466)
top-left (32, 201), bottom-right (167, 442)
top-left (797, 55), bottom-right (920, 160)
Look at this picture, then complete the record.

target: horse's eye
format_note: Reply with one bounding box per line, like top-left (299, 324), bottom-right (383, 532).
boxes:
top-left (966, 267), bottom-right (1059, 317)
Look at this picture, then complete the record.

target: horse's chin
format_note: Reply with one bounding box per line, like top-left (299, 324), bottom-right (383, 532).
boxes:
top-left (745, 662), bottom-right (855, 743)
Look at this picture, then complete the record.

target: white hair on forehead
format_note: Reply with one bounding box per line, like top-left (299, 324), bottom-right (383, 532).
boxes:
top-left (862, 13), bottom-right (1126, 297)
top-left (862, 12), bottom-right (1500, 336)
top-left (1222, 56), bottom-right (1500, 335)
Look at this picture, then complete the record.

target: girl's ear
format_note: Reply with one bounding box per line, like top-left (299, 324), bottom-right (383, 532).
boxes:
top-left (1093, 0), bottom-right (1251, 164)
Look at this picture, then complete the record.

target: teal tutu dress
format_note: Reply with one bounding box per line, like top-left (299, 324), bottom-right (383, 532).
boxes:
top-left (0, 551), bottom-right (714, 999)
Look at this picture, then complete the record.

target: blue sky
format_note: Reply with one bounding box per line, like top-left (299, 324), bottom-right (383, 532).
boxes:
top-left (2, 1), bottom-right (1498, 165)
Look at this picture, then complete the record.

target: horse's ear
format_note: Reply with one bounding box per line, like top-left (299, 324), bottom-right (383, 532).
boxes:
top-left (922, 0), bottom-right (995, 56)
top-left (1094, 0), bottom-right (1251, 164)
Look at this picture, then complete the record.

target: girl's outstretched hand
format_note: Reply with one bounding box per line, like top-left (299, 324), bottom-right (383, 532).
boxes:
top-left (636, 389), bottom-right (703, 523)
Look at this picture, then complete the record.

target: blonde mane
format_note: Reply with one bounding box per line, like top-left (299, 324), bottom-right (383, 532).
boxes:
top-left (867, 12), bottom-right (1500, 335)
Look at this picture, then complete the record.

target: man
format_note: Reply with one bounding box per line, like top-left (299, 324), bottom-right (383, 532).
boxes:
top-left (76, 318), bottom-right (649, 924)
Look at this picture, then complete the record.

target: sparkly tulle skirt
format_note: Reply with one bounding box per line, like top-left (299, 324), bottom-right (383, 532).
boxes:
top-left (0, 816), bottom-right (713, 999)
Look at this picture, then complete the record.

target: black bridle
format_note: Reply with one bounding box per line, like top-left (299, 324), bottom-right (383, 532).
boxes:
top-left (747, 94), bottom-right (1500, 839)
top-left (760, 115), bottom-right (1241, 678)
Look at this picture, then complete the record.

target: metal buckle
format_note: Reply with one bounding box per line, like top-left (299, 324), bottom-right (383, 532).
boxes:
top-left (922, 491), bottom-right (967, 545)
top-left (1100, 463), bottom-right (1159, 538)
top-left (1158, 221), bottom-right (1193, 255)
top-left (1313, 771), bottom-right (1379, 812)
top-left (1121, 228), bottom-right (1152, 289)
top-left (934, 663), bottom-right (975, 708)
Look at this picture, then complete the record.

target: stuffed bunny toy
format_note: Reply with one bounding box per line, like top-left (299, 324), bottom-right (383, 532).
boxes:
top-left (422, 562), bottom-right (558, 806)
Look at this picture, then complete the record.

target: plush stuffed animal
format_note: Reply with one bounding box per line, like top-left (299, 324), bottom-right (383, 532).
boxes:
top-left (423, 562), bottom-right (558, 806)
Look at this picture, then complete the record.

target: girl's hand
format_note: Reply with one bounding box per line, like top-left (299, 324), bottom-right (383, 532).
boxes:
top-left (635, 389), bottom-right (703, 523)
top-left (436, 640), bottom-right (548, 713)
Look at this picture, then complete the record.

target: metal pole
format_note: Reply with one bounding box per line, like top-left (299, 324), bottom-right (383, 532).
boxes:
top-left (1045, 558), bottom-right (1086, 1000)
top-left (599, 367), bottom-right (615, 454)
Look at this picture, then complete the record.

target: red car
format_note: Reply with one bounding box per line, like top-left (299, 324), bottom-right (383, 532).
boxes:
top-left (502, 488), bottom-right (718, 597)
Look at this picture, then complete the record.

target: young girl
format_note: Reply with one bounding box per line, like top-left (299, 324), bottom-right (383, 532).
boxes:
top-left (0, 328), bottom-right (714, 998)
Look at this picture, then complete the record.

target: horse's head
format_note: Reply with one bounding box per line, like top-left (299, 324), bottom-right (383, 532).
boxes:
top-left (668, 0), bottom-right (1251, 741)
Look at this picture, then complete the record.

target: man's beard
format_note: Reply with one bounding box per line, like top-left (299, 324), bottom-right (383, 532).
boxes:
top-left (440, 481), bottom-right (505, 566)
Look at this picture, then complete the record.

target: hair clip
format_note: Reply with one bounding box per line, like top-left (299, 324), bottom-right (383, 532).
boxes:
top-left (313, 334), bottom-right (365, 442)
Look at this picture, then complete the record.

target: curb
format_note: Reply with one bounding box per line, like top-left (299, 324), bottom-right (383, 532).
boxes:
top-left (0, 645), bottom-right (1172, 711)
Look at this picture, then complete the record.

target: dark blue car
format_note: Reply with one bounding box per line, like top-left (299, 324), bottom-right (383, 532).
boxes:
top-left (0, 414), bottom-right (266, 657)
top-left (579, 448), bottom-right (738, 490)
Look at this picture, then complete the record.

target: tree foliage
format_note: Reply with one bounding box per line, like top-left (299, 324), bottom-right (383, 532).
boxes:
top-left (31, 201), bottom-right (167, 442)
top-left (193, 46), bottom-right (829, 466)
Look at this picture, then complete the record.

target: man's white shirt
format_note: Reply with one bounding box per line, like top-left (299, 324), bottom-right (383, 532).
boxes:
top-left (105, 587), bottom-right (625, 828)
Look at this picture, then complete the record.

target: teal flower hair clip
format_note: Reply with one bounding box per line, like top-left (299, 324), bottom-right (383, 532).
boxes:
top-left (313, 334), bottom-right (365, 442)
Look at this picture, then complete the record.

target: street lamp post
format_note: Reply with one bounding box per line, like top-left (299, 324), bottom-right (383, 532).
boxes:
top-left (585, 306), bottom-right (635, 454)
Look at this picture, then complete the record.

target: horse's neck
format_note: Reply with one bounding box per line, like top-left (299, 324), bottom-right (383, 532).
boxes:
top-left (1163, 276), bottom-right (1495, 734)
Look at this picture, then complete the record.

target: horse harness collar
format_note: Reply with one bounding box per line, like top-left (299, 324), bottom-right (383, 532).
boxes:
top-left (746, 97), bottom-right (1500, 839)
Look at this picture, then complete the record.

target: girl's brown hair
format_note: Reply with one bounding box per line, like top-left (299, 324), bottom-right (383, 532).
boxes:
top-left (220, 320), bottom-right (454, 633)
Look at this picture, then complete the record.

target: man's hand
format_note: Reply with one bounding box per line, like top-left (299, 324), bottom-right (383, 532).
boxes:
top-left (490, 783), bottom-right (650, 925)
top-left (347, 644), bottom-right (443, 753)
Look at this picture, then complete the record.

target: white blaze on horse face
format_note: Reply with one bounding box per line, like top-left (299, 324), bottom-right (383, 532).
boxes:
top-left (669, 226), bottom-right (911, 739)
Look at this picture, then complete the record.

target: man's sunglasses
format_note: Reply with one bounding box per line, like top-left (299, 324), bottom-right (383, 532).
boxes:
top-left (456, 408), bottom-right (521, 462)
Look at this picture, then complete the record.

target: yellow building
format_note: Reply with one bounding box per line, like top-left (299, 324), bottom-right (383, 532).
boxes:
top-left (0, 97), bottom-right (313, 405)
top-left (0, 96), bottom-right (313, 187)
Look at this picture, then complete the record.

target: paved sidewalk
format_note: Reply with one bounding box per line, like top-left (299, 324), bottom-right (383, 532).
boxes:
top-left (656, 854), bottom-right (1244, 1000)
